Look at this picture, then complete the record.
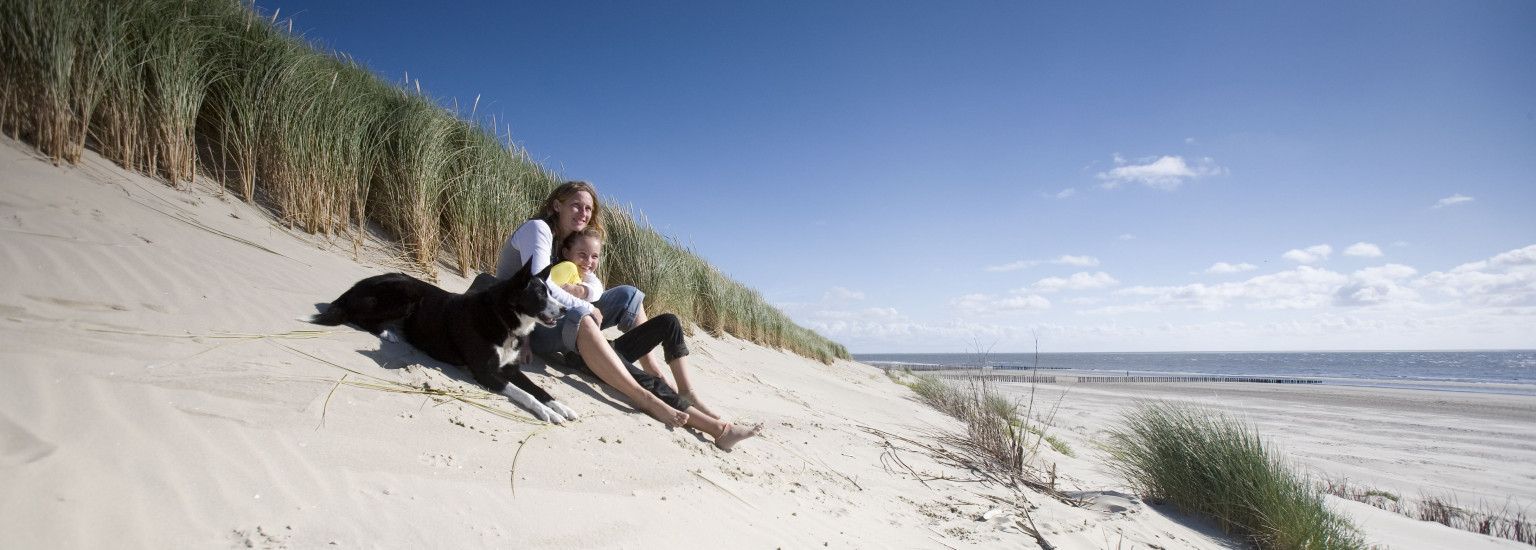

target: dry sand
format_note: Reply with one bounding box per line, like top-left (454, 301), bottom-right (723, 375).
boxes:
top-left (1, 138), bottom-right (1527, 549)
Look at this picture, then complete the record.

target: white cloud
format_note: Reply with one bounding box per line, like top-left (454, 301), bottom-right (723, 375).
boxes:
top-left (998, 294), bottom-right (1053, 311)
top-left (1343, 242), bottom-right (1384, 258)
top-left (1117, 234), bottom-right (1137, 241)
top-left (1033, 271), bottom-right (1120, 292)
top-left (1055, 255), bottom-right (1100, 267)
top-left (1116, 266), bottom-right (1349, 311)
top-left (1334, 264), bottom-right (1420, 307)
top-left (1283, 244), bottom-right (1333, 264)
top-left (985, 261), bottom-right (1034, 273)
top-left (1054, 188), bottom-right (1077, 199)
top-left (953, 291), bottom-right (1051, 313)
top-left (985, 255), bottom-right (1099, 272)
top-left (1206, 262), bottom-right (1258, 274)
top-left (824, 287), bottom-right (865, 302)
top-left (1097, 155), bottom-right (1226, 191)
top-left (1433, 194), bottom-right (1475, 208)
top-left (1184, 137), bottom-right (1197, 144)
top-left (1096, 244), bottom-right (1533, 313)
top-left (1417, 244), bottom-right (1536, 307)
top-left (1489, 245), bottom-right (1536, 268)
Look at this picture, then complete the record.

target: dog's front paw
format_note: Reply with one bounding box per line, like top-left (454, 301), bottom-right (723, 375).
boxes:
top-left (533, 403), bottom-right (566, 424)
top-left (545, 400), bottom-right (579, 421)
top-left (378, 329), bottom-right (403, 343)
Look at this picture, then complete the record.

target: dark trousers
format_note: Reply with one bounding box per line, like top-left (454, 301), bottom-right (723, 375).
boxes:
top-left (611, 313), bottom-right (690, 364)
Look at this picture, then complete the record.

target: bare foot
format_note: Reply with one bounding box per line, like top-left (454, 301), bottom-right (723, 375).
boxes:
top-left (679, 389), bottom-right (721, 419)
top-left (642, 402), bottom-right (689, 428)
top-left (714, 422), bottom-right (763, 452)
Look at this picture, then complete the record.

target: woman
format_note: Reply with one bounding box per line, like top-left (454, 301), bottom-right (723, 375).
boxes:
top-left (496, 182), bottom-right (760, 450)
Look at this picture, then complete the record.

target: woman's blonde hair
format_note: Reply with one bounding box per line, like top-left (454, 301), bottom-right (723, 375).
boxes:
top-left (538, 180), bottom-right (604, 238)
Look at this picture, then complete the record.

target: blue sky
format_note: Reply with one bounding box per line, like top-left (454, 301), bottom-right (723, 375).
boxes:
top-left (256, 1), bottom-right (1536, 353)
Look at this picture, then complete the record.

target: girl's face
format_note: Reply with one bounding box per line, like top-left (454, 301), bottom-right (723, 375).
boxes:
top-left (563, 236), bottom-right (601, 275)
top-left (556, 191), bottom-right (595, 235)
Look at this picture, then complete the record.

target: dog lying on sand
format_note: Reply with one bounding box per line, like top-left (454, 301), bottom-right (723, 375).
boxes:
top-left (310, 262), bottom-right (579, 423)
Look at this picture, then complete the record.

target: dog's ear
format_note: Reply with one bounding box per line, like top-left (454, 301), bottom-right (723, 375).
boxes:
top-left (534, 261), bottom-right (554, 281)
top-left (510, 259), bottom-right (535, 286)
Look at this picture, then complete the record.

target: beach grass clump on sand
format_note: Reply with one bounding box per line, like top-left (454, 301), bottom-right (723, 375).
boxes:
top-left (1416, 497), bottom-right (1534, 545)
top-left (0, 0), bottom-right (847, 363)
top-left (1016, 420), bottom-right (1074, 457)
top-left (896, 371), bottom-right (1067, 485)
top-left (1104, 401), bottom-right (1364, 550)
top-left (1322, 479), bottom-right (1535, 545)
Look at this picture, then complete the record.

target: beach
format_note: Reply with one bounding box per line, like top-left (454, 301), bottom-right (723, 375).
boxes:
top-left (1013, 379), bottom-right (1536, 506)
top-left (998, 379), bottom-right (1536, 546)
top-left (1, 139), bottom-right (1529, 549)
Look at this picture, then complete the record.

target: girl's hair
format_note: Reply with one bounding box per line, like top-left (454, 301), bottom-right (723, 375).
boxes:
top-left (560, 227), bottom-right (603, 254)
top-left (537, 180), bottom-right (605, 238)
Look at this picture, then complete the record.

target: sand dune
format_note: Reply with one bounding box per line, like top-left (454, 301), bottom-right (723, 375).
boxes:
top-left (1, 139), bottom-right (1525, 548)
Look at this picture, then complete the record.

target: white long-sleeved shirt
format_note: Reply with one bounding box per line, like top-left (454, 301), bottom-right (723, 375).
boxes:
top-left (575, 269), bottom-right (605, 303)
top-left (495, 219), bottom-right (593, 318)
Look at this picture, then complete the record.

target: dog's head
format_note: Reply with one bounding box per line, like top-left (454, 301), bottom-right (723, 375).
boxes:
top-left (505, 260), bottom-right (565, 330)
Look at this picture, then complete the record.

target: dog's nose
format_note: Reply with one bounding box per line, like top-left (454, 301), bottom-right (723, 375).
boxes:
top-left (558, 307), bottom-right (567, 315)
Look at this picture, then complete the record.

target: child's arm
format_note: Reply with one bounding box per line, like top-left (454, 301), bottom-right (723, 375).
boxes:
top-left (577, 271), bottom-right (604, 303)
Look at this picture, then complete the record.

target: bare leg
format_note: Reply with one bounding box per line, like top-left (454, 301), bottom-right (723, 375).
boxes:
top-left (575, 315), bottom-right (689, 428)
top-left (683, 407), bottom-right (762, 452)
top-left (627, 303), bottom-right (722, 418)
top-left (667, 355), bottom-right (720, 418)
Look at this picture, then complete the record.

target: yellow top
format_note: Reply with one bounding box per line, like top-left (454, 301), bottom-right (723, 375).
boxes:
top-left (549, 261), bottom-right (581, 287)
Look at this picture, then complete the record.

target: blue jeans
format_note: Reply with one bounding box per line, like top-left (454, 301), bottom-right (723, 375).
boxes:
top-left (529, 285), bottom-right (645, 356)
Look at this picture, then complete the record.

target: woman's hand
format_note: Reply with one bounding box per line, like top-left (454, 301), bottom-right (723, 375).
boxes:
top-left (562, 283), bottom-right (588, 300)
top-left (588, 308), bottom-right (604, 326)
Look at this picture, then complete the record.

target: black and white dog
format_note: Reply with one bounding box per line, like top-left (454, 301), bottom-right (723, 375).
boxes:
top-left (310, 262), bottom-right (579, 423)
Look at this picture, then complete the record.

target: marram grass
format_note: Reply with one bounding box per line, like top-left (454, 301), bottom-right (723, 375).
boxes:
top-left (0, 0), bottom-right (847, 363)
top-left (1104, 401), bottom-right (1365, 550)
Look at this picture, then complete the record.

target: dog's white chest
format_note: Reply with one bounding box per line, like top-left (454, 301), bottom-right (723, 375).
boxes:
top-left (494, 335), bottom-right (520, 366)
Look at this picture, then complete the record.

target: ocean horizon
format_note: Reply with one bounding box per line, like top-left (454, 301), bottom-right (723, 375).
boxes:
top-left (855, 350), bottom-right (1536, 393)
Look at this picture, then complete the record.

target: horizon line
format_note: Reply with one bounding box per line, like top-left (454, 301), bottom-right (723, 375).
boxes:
top-left (853, 348), bottom-right (1536, 355)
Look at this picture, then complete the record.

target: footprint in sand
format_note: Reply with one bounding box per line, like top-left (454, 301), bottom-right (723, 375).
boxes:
top-left (0, 414), bottom-right (57, 466)
top-left (25, 294), bottom-right (130, 312)
top-left (419, 452), bottom-right (457, 468)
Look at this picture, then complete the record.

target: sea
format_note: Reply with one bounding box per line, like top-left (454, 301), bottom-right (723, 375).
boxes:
top-left (854, 350), bottom-right (1536, 396)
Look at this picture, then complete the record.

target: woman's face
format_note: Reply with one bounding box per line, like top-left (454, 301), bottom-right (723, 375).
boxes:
top-left (556, 191), bottom-right (594, 234)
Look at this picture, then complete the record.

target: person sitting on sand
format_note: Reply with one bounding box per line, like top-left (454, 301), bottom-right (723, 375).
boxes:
top-left (554, 228), bottom-right (726, 418)
top-left (495, 181), bottom-right (760, 450)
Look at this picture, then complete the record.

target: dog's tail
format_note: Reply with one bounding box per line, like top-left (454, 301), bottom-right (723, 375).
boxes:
top-left (307, 305), bottom-right (347, 326)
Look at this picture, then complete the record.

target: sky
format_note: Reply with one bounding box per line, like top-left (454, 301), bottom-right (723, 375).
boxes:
top-left (254, 0), bottom-right (1536, 353)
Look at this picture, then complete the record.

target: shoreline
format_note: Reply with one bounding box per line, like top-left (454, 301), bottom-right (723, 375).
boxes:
top-left (873, 362), bottom-right (1536, 397)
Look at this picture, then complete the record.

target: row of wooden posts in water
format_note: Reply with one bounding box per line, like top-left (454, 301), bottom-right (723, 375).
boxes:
top-left (887, 365), bottom-right (1322, 385)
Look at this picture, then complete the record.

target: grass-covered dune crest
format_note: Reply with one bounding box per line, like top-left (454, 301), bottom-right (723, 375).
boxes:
top-left (0, 0), bottom-right (847, 362)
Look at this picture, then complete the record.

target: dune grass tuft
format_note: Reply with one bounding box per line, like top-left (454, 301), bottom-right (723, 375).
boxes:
top-left (1322, 478), bottom-right (1535, 545)
top-left (1104, 401), bottom-right (1364, 550)
top-left (0, 0), bottom-right (846, 362)
top-left (891, 370), bottom-right (1065, 488)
